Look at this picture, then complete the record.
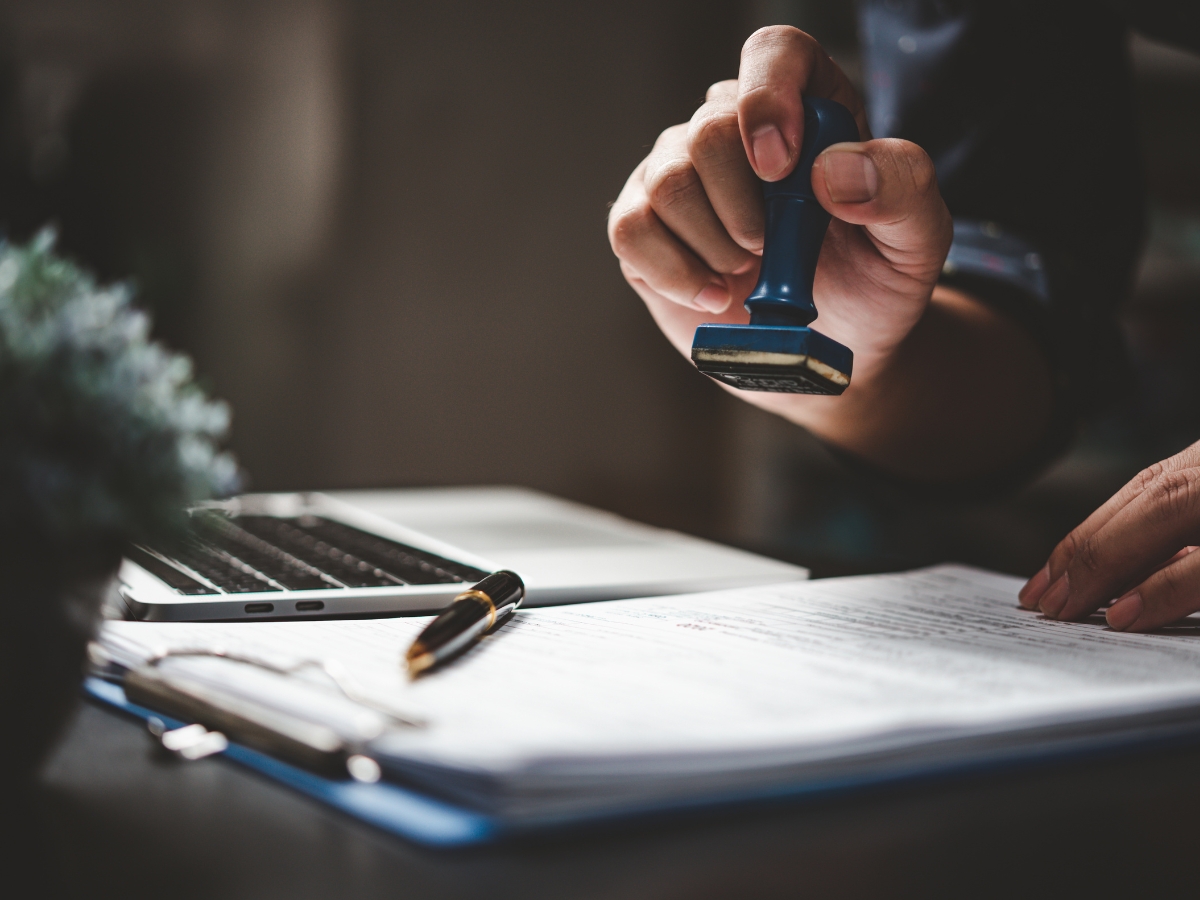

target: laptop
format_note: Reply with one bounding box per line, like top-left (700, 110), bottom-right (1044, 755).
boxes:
top-left (118, 486), bottom-right (808, 621)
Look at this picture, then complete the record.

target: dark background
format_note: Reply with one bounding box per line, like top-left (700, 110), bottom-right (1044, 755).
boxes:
top-left (1, 0), bottom-right (1199, 578)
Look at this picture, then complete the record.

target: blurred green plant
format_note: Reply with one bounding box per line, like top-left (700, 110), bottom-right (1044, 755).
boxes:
top-left (0, 229), bottom-right (238, 560)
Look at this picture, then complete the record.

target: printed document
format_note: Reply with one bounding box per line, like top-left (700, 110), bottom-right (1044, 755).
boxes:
top-left (100, 566), bottom-right (1200, 818)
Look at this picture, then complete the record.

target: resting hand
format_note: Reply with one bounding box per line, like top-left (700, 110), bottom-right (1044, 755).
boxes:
top-left (1019, 440), bottom-right (1200, 631)
top-left (606, 25), bottom-right (953, 409)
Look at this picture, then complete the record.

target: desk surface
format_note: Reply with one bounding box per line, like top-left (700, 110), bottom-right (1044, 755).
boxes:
top-left (27, 699), bottom-right (1200, 899)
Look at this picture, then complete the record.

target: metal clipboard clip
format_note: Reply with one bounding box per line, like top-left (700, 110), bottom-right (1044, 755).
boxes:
top-left (109, 646), bottom-right (425, 782)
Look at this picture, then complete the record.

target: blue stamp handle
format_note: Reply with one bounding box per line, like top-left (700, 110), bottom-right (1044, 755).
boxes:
top-left (745, 98), bottom-right (859, 327)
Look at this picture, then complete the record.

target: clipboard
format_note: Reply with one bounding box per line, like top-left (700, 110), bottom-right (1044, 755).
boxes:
top-left (85, 674), bottom-right (1200, 849)
top-left (85, 678), bottom-right (497, 847)
top-left (86, 566), bottom-right (1200, 848)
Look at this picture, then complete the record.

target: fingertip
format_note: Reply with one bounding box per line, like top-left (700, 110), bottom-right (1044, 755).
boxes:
top-left (1106, 592), bottom-right (1143, 631)
top-left (1018, 564), bottom-right (1050, 609)
top-left (1038, 573), bottom-right (1070, 619)
top-left (816, 146), bottom-right (878, 204)
top-left (692, 283), bottom-right (732, 314)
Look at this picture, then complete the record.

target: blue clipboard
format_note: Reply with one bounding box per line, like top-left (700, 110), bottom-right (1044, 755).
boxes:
top-left (85, 677), bottom-right (499, 847)
top-left (86, 676), bottom-right (1200, 848)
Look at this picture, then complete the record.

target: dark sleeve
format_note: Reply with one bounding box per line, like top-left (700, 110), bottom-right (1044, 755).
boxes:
top-left (851, 0), bottom-right (1147, 494)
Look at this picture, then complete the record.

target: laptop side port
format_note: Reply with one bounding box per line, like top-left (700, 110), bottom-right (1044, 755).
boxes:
top-left (295, 600), bottom-right (325, 612)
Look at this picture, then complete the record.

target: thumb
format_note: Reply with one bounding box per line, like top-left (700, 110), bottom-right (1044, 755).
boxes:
top-left (810, 138), bottom-right (952, 278)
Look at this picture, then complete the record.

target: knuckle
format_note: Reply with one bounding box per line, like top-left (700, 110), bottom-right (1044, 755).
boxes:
top-left (1148, 469), bottom-right (1200, 521)
top-left (737, 82), bottom-right (795, 115)
top-left (1157, 562), bottom-right (1190, 601)
top-left (607, 202), bottom-right (655, 257)
top-left (644, 159), bottom-right (700, 215)
top-left (651, 122), bottom-right (689, 151)
top-left (1133, 461), bottom-right (1166, 494)
top-left (743, 24), bottom-right (816, 59)
top-left (1074, 537), bottom-right (1105, 577)
top-left (687, 108), bottom-right (741, 163)
top-left (1049, 531), bottom-right (1082, 576)
top-left (705, 79), bottom-right (737, 103)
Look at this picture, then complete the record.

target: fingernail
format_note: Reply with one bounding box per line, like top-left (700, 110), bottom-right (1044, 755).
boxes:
top-left (1106, 592), bottom-right (1142, 631)
top-left (822, 149), bottom-right (878, 203)
top-left (1018, 564), bottom-right (1050, 609)
top-left (1039, 572), bottom-right (1070, 619)
top-left (750, 125), bottom-right (790, 180)
top-left (692, 283), bottom-right (730, 314)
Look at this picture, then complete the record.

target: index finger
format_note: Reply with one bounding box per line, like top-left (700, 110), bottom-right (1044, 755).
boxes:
top-left (1019, 444), bottom-right (1200, 608)
top-left (737, 26), bottom-right (869, 182)
top-left (1039, 458), bottom-right (1200, 621)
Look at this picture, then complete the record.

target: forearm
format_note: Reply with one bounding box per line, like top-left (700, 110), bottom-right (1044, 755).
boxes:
top-left (763, 286), bottom-right (1054, 482)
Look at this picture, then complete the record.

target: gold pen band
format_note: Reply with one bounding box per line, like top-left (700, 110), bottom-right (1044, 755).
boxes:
top-left (404, 570), bottom-right (524, 678)
top-left (456, 589), bottom-right (497, 629)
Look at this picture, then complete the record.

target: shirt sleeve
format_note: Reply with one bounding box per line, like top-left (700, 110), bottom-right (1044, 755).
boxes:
top-left (850, 0), bottom-right (1148, 492)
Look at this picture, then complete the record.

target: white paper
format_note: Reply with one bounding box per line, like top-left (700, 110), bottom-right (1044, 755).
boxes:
top-left (101, 565), bottom-right (1200, 803)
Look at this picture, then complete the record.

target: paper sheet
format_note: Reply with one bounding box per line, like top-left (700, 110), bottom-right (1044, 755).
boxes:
top-left (102, 565), bottom-right (1200, 777)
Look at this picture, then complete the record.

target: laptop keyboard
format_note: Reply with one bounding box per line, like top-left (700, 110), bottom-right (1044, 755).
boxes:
top-left (130, 512), bottom-right (489, 595)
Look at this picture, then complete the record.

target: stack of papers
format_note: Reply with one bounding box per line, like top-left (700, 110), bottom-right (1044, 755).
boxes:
top-left (99, 566), bottom-right (1200, 822)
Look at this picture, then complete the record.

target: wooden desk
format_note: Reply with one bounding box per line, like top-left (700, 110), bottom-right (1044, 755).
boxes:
top-left (28, 700), bottom-right (1200, 899)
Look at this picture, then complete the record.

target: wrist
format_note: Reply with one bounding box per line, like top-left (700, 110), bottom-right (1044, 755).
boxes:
top-left (808, 281), bottom-right (940, 394)
top-left (765, 283), bottom-right (1053, 481)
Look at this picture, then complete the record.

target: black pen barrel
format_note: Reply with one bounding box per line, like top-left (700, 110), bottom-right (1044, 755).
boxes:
top-left (469, 570), bottom-right (525, 616)
top-left (406, 570), bottom-right (524, 676)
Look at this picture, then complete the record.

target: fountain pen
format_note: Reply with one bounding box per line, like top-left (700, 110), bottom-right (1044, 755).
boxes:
top-left (404, 570), bottom-right (524, 677)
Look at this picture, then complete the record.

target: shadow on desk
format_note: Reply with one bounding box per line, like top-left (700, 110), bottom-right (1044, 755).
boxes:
top-left (25, 701), bottom-right (1200, 899)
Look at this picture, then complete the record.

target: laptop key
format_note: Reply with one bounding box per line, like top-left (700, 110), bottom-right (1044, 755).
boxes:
top-left (126, 545), bottom-right (218, 595)
top-left (287, 517), bottom-right (488, 584)
top-left (232, 516), bottom-right (405, 588)
top-left (137, 512), bottom-right (489, 595)
top-left (165, 537), bottom-right (282, 593)
top-left (195, 513), bottom-right (337, 591)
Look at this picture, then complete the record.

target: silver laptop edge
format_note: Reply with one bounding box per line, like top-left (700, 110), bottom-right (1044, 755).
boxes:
top-left (119, 487), bottom-right (808, 621)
